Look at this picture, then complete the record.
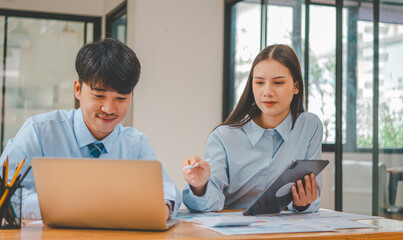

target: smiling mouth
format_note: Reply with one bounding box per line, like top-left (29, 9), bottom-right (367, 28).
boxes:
top-left (97, 114), bottom-right (118, 122)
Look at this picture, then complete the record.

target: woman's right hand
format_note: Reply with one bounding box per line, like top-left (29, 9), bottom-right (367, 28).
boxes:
top-left (182, 155), bottom-right (211, 196)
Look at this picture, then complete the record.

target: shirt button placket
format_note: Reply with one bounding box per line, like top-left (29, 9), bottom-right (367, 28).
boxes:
top-left (268, 130), bottom-right (274, 160)
top-left (267, 152), bottom-right (272, 159)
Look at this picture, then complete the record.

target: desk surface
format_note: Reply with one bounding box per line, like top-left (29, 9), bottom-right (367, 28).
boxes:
top-left (388, 167), bottom-right (403, 174)
top-left (1, 218), bottom-right (403, 240)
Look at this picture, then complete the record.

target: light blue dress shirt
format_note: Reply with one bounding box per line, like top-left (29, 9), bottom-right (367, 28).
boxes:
top-left (183, 111), bottom-right (323, 213)
top-left (0, 108), bottom-right (181, 219)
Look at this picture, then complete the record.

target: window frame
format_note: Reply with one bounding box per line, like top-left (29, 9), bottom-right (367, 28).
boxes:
top-left (105, 1), bottom-right (127, 42)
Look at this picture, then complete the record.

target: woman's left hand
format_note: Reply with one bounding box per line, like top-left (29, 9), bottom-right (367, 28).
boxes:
top-left (291, 173), bottom-right (318, 207)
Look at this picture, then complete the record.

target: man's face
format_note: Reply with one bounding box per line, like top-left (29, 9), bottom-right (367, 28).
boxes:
top-left (74, 80), bottom-right (132, 140)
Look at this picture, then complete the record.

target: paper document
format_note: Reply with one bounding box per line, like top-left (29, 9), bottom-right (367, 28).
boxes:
top-left (27, 220), bottom-right (43, 225)
top-left (298, 218), bottom-right (379, 229)
top-left (200, 222), bottom-right (334, 235)
top-left (193, 216), bottom-right (257, 227)
top-left (176, 211), bottom-right (229, 222)
top-left (175, 209), bottom-right (382, 235)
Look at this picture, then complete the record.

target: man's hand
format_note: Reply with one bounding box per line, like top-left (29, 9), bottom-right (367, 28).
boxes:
top-left (165, 204), bottom-right (170, 220)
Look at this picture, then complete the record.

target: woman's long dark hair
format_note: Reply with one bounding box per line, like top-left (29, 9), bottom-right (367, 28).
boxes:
top-left (221, 44), bottom-right (305, 129)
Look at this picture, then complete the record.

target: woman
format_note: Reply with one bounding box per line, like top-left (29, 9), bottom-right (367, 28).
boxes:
top-left (182, 44), bottom-right (323, 213)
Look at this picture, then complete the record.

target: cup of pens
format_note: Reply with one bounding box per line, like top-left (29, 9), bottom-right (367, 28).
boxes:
top-left (1, 157), bottom-right (31, 229)
top-left (0, 185), bottom-right (22, 229)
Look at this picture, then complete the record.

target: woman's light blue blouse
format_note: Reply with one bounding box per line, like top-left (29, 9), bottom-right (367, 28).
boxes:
top-left (183, 111), bottom-right (323, 213)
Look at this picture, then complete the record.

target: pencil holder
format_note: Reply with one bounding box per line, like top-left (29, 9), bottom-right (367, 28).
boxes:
top-left (0, 185), bottom-right (22, 229)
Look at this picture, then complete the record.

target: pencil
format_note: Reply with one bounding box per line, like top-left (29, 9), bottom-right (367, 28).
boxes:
top-left (2, 175), bottom-right (21, 207)
top-left (4, 157), bottom-right (8, 187)
top-left (0, 158), bottom-right (25, 209)
top-left (0, 166), bottom-right (3, 189)
top-left (16, 165), bottom-right (32, 187)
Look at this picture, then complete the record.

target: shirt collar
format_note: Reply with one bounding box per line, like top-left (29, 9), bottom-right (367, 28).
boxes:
top-left (74, 108), bottom-right (121, 153)
top-left (242, 118), bottom-right (265, 146)
top-left (274, 111), bottom-right (292, 142)
top-left (242, 111), bottom-right (292, 146)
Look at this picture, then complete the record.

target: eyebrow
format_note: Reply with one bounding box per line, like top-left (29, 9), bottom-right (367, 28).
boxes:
top-left (91, 87), bottom-right (107, 92)
top-left (91, 87), bottom-right (129, 95)
top-left (253, 76), bottom-right (287, 79)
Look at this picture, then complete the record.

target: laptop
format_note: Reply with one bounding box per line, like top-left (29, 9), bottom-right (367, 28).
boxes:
top-left (32, 157), bottom-right (177, 230)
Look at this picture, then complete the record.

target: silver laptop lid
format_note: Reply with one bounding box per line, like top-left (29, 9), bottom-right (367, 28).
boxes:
top-left (32, 158), bottom-right (167, 230)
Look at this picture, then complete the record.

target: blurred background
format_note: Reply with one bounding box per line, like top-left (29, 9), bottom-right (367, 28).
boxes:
top-left (0, 0), bottom-right (401, 219)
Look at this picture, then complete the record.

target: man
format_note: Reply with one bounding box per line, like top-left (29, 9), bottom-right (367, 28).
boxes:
top-left (0, 38), bottom-right (181, 220)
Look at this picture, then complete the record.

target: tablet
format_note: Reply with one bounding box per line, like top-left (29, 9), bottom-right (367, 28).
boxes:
top-left (243, 159), bottom-right (329, 215)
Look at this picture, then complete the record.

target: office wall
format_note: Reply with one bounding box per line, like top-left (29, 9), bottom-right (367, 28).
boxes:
top-left (127, 0), bottom-right (224, 196)
top-left (0, 0), bottom-right (104, 16)
top-left (104, 0), bottom-right (125, 14)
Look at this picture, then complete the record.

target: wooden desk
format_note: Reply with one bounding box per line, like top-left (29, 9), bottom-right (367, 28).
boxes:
top-left (1, 218), bottom-right (403, 240)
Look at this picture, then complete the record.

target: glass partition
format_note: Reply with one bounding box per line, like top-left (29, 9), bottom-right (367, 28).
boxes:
top-left (308, 5), bottom-right (336, 145)
top-left (266, 0), bottom-right (305, 73)
top-left (233, 1), bottom-right (261, 108)
top-left (341, 1), bottom-right (374, 215)
top-left (224, 0), bottom-right (403, 219)
top-left (0, 11), bottom-right (100, 151)
top-left (111, 13), bottom-right (126, 43)
top-left (379, 0), bottom-right (403, 219)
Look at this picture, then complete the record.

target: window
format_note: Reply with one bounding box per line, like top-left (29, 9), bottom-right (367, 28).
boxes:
top-left (224, 0), bottom-right (402, 152)
top-left (309, 5), bottom-right (336, 144)
top-left (343, 2), bottom-right (403, 152)
top-left (233, 2), bottom-right (261, 108)
top-left (0, 9), bottom-right (101, 152)
top-left (224, 0), bottom-right (403, 218)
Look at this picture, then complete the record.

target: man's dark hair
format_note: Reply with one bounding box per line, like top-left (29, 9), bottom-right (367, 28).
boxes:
top-left (75, 38), bottom-right (140, 94)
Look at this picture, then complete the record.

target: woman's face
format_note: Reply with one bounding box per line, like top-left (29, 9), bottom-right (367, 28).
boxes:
top-left (252, 59), bottom-right (299, 128)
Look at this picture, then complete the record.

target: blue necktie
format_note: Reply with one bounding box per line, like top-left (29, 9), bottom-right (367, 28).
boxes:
top-left (88, 142), bottom-right (105, 158)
